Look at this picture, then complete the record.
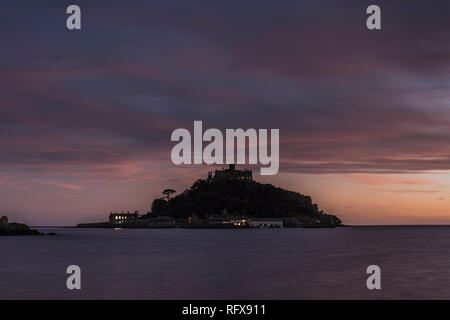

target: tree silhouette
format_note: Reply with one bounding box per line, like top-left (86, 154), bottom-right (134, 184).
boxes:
top-left (162, 189), bottom-right (176, 200)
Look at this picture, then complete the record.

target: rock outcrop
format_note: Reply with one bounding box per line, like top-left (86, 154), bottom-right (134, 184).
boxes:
top-left (0, 216), bottom-right (43, 236)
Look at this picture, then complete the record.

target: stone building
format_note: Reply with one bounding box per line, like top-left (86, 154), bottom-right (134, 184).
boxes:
top-left (109, 211), bottom-right (139, 226)
top-left (249, 218), bottom-right (283, 228)
top-left (209, 164), bottom-right (252, 181)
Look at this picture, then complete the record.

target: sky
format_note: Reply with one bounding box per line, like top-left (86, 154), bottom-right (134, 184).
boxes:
top-left (1, 0), bottom-right (450, 225)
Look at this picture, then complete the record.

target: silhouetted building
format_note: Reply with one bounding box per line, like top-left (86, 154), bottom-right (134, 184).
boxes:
top-left (249, 218), bottom-right (283, 228)
top-left (109, 211), bottom-right (139, 226)
top-left (0, 216), bottom-right (8, 231)
top-left (212, 164), bottom-right (252, 181)
top-left (207, 216), bottom-right (248, 227)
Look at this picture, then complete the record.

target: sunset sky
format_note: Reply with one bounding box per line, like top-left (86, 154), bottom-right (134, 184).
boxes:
top-left (1, 0), bottom-right (450, 225)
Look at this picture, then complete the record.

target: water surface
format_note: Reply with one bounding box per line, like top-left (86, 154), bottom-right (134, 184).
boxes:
top-left (1, 226), bottom-right (449, 299)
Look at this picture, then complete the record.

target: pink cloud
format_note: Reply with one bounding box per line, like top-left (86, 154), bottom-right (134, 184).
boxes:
top-left (41, 180), bottom-right (82, 191)
top-left (346, 174), bottom-right (434, 186)
top-left (373, 189), bottom-right (440, 194)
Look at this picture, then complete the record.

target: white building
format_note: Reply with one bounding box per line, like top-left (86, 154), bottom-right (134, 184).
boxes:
top-left (249, 219), bottom-right (283, 228)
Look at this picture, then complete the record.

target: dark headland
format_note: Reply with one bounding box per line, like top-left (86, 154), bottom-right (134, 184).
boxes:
top-left (0, 216), bottom-right (56, 236)
top-left (78, 165), bottom-right (342, 229)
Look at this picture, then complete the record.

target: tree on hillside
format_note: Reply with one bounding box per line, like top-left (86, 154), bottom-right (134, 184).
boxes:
top-left (162, 189), bottom-right (176, 200)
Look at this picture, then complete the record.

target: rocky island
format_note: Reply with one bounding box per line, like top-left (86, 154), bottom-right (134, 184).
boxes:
top-left (0, 216), bottom-right (55, 236)
top-left (78, 165), bottom-right (342, 229)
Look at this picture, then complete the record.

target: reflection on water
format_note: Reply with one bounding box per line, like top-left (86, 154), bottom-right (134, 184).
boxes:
top-left (1, 226), bottom-right (450, 299)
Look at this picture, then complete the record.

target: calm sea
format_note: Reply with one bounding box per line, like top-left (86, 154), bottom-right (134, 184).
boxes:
top-left (1, 226), bottom-right (449, 299)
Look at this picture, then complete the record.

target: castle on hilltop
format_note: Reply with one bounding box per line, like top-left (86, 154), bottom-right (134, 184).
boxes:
top-left (208, 164), bottom-right (252, 181)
